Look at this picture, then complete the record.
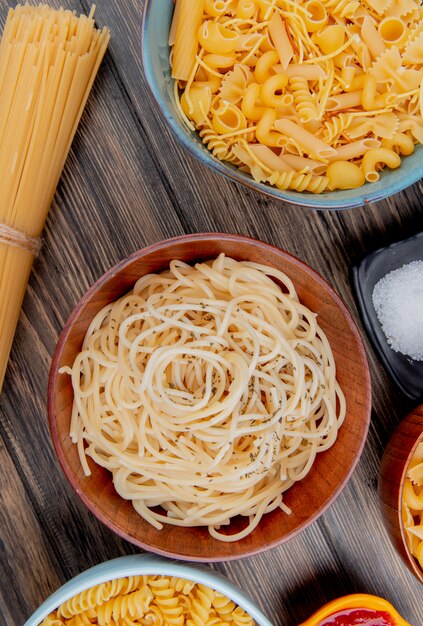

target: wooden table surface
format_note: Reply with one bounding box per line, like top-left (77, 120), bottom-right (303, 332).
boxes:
top-left (1, 1), bottom-right (423, 625)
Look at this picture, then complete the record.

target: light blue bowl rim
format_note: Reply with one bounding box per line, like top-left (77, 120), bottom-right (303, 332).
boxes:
top-left (141, 0), bottom-right (423, 211)
top-left (24, 554), bottom-right (274, 626)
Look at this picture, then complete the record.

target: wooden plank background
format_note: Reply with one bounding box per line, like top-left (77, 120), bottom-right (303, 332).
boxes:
top-left (0, 1), bottom-right (422, 624)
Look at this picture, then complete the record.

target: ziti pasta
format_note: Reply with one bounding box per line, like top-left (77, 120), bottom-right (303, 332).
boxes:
top-left (402, 440), bottom-right (423, 572)
top-left (0, 4), bottom-right (109, 392)
top-left (61, 255), bottom-right (345, 541)
top-left (170, 0), bottom-right (423, 193)
top-left (39, 575), bottom-right (256, 626)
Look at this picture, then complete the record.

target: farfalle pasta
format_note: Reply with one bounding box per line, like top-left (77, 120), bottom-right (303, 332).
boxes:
top-left (170, 0), bottom-right (423, 193)
top-left (38, 575), bottom-right (256, 626)
top-left (402, 441), bottom-right (423, 572)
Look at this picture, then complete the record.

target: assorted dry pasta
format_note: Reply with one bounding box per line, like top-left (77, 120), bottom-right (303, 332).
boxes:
top-left (39, 575), bottom-right (255, 626)
top-left (61, 254), bottom-right (345, 541)
top-left (170, 0), bottom-right (423, 193)
top-left (402, 440), bottom-right (423, 572)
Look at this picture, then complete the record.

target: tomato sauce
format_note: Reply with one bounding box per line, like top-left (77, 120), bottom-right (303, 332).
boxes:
top-left (317, 608), bottom-right (396, 626)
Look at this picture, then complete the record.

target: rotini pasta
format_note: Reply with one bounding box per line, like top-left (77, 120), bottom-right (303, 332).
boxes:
top-left (199, 127), bottom-right (243, 163)
top-left (322, 113), bottom-right (355, 143)
top-left (40, 616), bottom-right (66, 626)
top-left (97, 587), bottom-right (154, 625)
top-left (170, 0), bottom-right (423, 193)
top-left (57, 576), bottom-right (146, 618)
top-left (289, 76), bottom-right (319, 123)
top-left (39, 576), bottom-right (256, 626)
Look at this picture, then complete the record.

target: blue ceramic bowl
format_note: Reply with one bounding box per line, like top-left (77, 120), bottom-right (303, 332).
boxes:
top-left (141, 0), bottom-right (423, 210)
top-left (24, 554), bottom-right (273, 626)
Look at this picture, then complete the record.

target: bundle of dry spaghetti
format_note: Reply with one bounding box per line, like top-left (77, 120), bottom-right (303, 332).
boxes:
top-left (0, 4), bottom-right (110, 391)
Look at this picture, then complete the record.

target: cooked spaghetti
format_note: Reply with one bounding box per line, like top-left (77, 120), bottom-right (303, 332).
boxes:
top-left (63, 255), bottom-right (346, 541)
top-left (0, 4), bottom-right (109, 391)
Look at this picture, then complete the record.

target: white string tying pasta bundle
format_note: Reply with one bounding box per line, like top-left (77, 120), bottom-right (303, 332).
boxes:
top-left (64, 254), bottom-right (346, 541)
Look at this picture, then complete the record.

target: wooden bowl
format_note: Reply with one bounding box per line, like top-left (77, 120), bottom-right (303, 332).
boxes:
top-left (379, 405), bottom-right (423, 584)
top-left (48, 233), bottom-right (371, 561)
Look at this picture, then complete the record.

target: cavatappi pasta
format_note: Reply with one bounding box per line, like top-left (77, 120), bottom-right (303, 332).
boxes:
top-left (170, 0), bottom-right (423, 193)
top-left (0, 5), bottom-right (109, 391)
top-left (39, 575), bottom-right (256, 626)
top-left (62, 255), bottom-right (345, 541)
top-left (402, 440), bottom-right (423, 572)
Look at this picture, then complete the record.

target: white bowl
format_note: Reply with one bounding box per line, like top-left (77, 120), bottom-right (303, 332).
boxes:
top-left (24, 554), bottom-right (273, 626)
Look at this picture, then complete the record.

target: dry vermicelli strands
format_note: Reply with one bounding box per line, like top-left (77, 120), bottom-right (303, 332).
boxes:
top-left (64, 254), bottom-right (346, 542)
top-left (0, 4), bottom-right (110, 392)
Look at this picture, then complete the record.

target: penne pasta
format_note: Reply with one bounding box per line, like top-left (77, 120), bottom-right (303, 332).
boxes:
top-left (281, 154), bottom-right (328, 175)
top-left (248, 144), bottom-right (295, 172)
top-left (328, 138), bottom-right (381, 161)
top-left (274, 119), bottom-right (337, 160)
top-left (268, 12), bottom-right (293, 70)
top-left (326, 90), bottom-right (363, 111)
top-left (274, 63), bottom-right (327, 80)
top-left (361, 16), bottom-right (386, 60)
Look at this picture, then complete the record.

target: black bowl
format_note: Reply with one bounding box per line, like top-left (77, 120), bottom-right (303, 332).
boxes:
top-left (353, 232), bottom-right (423, 401)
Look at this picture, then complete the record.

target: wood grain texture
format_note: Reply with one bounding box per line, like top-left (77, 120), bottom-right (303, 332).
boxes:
top-left (0, 1), bottom-right (422, 625)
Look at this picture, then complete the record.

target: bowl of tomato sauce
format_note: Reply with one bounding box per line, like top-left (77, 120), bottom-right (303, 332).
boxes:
top-left (298, 594), bottom-right (411, 626)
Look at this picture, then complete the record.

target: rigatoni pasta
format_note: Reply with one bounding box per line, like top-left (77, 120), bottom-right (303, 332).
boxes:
top-left (0, 4), bottom-right (109, 392)
top-left (39, 575), bottom-right (256, 626)
top-left (170, 0), bottom-right (423, 193)
top-left (171, 0), bottom-right (205, 80)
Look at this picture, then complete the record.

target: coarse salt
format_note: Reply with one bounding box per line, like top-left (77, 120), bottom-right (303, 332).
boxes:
top-left (372, 260), bottom-right (423, 361)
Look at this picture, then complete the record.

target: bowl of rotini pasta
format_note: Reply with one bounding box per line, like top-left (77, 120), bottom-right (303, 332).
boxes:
top-left (48, 233), bottom-right (371, 560)
top-left (141, 0), bottom-right (423, 209)
top-left (24, 553), bottom-right (273, 626)
top-left (379, 405), bottom-right (423, 585)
